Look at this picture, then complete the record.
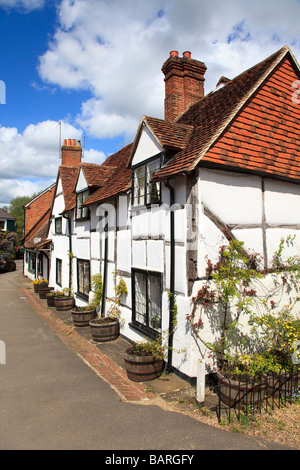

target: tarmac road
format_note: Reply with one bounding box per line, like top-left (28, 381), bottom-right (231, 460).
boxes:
top-left (0, 261), bottom-right (292, 452)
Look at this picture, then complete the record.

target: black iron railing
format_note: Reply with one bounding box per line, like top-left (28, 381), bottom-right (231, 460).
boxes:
top-left (215, 365), bottom-right (300, 423)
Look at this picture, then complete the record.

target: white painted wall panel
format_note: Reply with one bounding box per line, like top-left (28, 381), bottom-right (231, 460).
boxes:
top-left (131, 125), bottom-right (163, 166)
top-left (117, 230), bottom-right (131, 273)
top-left (132, 240), bottom-right (146, 268)
top-left (199, 169), bottom-right (262, 225)
top-left (264, 179), bottom-right (300, 225)
top-left (147, 240), bottom-right (164, 272)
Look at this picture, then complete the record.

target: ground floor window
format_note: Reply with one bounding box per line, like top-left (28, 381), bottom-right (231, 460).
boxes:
top-left (132, 269), bottom-right (162, 334)
top-left (77, 259), bottom-right (90, 299)
top-left (56, 258), bottom-right (62, 286)
top-left (28, 251), bottom-right (36, 273)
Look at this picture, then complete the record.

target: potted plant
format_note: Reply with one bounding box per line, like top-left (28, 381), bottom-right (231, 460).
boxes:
top-left (71, 273), bottom-right (103, 327)
top-left (124, 339), bottom-right (165, 382)
top-left (33, 278), bottom-right (49, 293)
top-left (71, 305), bottom-right (97, 327)
top-left (89, 272), bottom-right (127, 342)
top-left (46, 291), bottom-right (56, 307)
top-left (38, 285), bottom-right (54, 299)
top-left (54, 288), bottom-right (75, 311)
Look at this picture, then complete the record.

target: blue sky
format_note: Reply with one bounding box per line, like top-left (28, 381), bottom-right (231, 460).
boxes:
top-left (1, 0), bottom-right (300, 206)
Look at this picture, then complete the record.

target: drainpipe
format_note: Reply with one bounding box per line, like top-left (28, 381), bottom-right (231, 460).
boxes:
top-left (101, 211), bottom-right (109, 316)
top-left (165, 180), bottom-right (175, 373)
top-left (63, 213), bottom-right (72, 292)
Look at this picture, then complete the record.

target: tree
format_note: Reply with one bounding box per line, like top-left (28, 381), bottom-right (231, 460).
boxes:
top-left (5, 194), bottom-right (38, 245)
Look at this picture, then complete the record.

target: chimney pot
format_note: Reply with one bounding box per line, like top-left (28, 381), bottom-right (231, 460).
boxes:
top-left (72, 139), bottom-right (76, 146)
top-left (170, 50), bottom-right (179, 57)
top-left (183, 51), bottom-right (191, 59)
top-left (68, 139), bottom-right (71, 146)
top-left (64, 139), bottom-right (67, 145)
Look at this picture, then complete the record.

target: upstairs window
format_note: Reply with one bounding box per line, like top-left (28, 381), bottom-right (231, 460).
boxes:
top-left (132, 156), bottom-right (161, 206)
top-left (55, 217), bottom-right (62, 234)
top-left (76, 189), bottom-right (90, 220)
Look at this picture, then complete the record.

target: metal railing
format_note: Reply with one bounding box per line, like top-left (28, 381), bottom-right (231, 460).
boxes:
top-left (215, 366), bottom-right (300, 423)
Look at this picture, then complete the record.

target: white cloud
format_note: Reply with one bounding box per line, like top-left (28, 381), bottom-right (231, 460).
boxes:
top-left (37, 0), bottom-right (300, 142)
top-left (0, 120), bottom-right (106, 205)
top-left (0, 0), bottom-right (44, 11)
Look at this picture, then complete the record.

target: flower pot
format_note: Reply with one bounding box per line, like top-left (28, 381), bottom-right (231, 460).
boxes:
top-left (89, 317), bottom-right (120, 342)
top-left (124, 347), bottom-right (164, 382)
top-left (46, 293), bottom-right (55, 307)
top-left (89, 318), bottom-right (120, 342)
top-left (38, 286), bottom-right (54, 299)
top-left (54, 296), bottom-right (75, 311)
top-left (33, 282), bottom-right (48, 293)
top-left (216, 371), bottom-right (268, 410)
top-left (71, 308), bottom-right (97, 327)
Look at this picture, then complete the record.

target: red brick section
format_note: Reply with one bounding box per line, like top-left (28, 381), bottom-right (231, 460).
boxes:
top-left (61, 139), bottom-right (82, 167)
top-left (20, 286), bottom-right (155, 402)
top-left (162, 51), bottom-right (207, 122)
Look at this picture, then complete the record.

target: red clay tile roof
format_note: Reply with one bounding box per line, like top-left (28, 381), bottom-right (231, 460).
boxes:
top-left (59, 166), bottom-right (80, 211)
top-left (83, 143), bottom-right (133, 206)
top-left (127, 116), bottom-right (193, 167)
top-left (25, 209), bottom-right (51, 249)
top-left (152, 45), bottom-right (300, 182)
top-left (78, 163), bottom-right (112, 189)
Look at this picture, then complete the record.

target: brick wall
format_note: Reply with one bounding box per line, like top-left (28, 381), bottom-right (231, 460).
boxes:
top-left (61, 139), bottom-right (82, 166)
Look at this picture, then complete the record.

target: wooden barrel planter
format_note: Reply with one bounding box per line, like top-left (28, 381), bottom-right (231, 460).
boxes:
top-left (216, 372), bottom-right (268, 410)
top-left (54, 296), bottom-right (75, 311)
top-left (38, 286), bottom-right (54, 299)
top-left (46, 293), bottom-right (55, 307)
top-left (34, 282), bottom-right (48, 293)
top-left (124, 347), bottom-right (164, 382)
top-left (89, 318), bottom-right (120, 342)
top-left (71, 307), bottom-right (97, 327)
top-left (267, 369), bottom-right (300, 398)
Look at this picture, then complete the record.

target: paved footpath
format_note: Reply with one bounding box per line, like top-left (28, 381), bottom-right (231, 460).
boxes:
top-left (0, 263), bottom-right (292, 451)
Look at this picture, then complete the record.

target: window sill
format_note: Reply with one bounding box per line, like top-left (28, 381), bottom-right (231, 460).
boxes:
top-left (75, 292), bottom-right (89, 302)
top-left (129, 321), bottom-right (160, 340)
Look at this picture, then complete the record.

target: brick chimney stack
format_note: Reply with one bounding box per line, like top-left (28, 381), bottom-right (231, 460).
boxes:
top-left (162, 51), bottom-right (207, 122)
top-left (61, 139), bottom-right (82, 166)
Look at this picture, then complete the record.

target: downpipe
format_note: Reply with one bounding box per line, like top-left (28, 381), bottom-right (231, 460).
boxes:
top-left (165, 180), bottom-right (175, 373)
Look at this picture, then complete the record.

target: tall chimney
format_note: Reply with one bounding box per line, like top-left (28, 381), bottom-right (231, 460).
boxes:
top-left (162, 51), bottom-right (207, 122)
top-left (61, 139), bottom-right (82, 166)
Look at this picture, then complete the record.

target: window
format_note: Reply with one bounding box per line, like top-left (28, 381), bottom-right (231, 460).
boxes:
top-left (133, 156), bottom-right (161, 206)
top-left (76, 190), bottom-right (90, 220)
top-left (28, 252), bottom-right (36, 273)
top-left (77, 259), bottom-right (90, 298)
top-left (0, 220), bottom-right (5, 230)
top-left (55, 217), bottom-right (62, 234)
top-left (132, 269), bottom-right (162, 334)
top-left (56, 258), bottom-right (62, 286)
